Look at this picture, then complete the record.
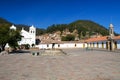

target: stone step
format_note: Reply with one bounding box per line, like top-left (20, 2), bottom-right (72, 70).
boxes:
top-left (40, 50), bottom-right (65, 56)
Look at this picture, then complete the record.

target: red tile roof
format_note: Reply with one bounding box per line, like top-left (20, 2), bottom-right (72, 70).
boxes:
top-left (85, 36), bottom-right (120, 42)
top-left (114, 36), bottom-right (120, 40)
top-left (85, 36), bottom-right (107, 42)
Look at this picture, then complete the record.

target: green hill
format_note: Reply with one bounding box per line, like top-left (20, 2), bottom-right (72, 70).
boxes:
top-left (0, 18), bottom-right (46, 35)
top-left (0, 17), bottom-right (118, 37)
top-left (46, 20), bottom-right (110, 37)
top-left (0, 17), bottom-right (12, 24)
top-left (68, 20), bottom-right (109, 36)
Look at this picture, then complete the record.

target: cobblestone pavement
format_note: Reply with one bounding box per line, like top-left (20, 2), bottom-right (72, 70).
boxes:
top-left (0, 48), bottom-right (120, 80)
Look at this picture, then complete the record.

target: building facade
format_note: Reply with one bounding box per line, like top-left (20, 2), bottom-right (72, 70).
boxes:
top-left (37, 24), bottom-right (120, 50)
top-left (85, 24), bottom-right (120, 50)
top-left (10, 25), bottom-right (36, 47)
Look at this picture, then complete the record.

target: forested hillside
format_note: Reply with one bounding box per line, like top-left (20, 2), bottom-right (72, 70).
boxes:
top-left (0, 17), bottom-right (117, 37)
top-left (0, 17), bottom-right (46, 35)
top-left (46, 20), bottom-right (110, 36)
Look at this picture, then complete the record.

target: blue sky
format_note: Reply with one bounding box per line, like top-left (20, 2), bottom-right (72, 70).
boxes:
top-left (0, 0), bottom-right (120, 34)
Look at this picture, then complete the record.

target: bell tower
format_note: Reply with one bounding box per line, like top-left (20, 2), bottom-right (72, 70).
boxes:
top-left (29, 25), bottom-right (36, 45)
top-left (107, 23), bottom-right (115, 51)
top-left (109, 24), bottom-right (114, 38)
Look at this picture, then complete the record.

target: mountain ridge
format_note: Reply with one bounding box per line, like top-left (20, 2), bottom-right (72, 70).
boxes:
top-left (0, 17), bottom-right (118, 37)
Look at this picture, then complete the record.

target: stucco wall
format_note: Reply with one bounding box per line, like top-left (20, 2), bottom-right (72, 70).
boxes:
top-left (37, 40), bottom-right (120, 50)
top-left (38, 43), bottom-right (84, 49)
top-left (117, 40), bottom-right (120, 49)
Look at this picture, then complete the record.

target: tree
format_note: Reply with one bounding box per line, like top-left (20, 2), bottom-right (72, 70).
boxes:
top-left (0, 25), bottom-right (10, 51)
top-left (61, 36), bottom-right (66, 41)
top-left (0, 25), bottom-right (22, 51)
top-left (46, 24), bottom-right (68, 33)
top-left (8, 29), bottom-right (22, 49)
top-left (25, 44), bottom-right (30, 49)
top-left (61, 34), bottom-right (75, 41)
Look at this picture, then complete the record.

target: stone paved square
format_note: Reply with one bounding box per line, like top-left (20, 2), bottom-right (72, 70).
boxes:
top-left (0, 48), bottom-right (120, 80)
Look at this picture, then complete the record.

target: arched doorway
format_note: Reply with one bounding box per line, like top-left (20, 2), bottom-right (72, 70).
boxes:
top-left (58, 44), bottom-right (60, 48)
top-left (93, 43), bottom-right (95, 48)
top-left (52, 43), bottom-right (55, 49)
top-left (106, 41), bottom-right (112, 50)
top-left (97, 42), bottom-right (99, 48)
top-left (102, 42), bottom-right (104, 48)
top-left (47, 44), bottom-right (49, 47)
top-left (106, 42), bottom-right (108, 49)
top-left (114, 41), bottom-right (117, 49)
top-left (109, 41), bottom-right (112, 50)
top-left (75, 44), bottom-right (77, 47)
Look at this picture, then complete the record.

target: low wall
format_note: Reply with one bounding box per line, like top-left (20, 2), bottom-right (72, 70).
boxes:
top-left (37, 43), bottom-right (85, 49)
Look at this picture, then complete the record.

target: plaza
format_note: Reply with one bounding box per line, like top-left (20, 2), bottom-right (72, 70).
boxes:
top-left (0, 48), bottom-right (120, 80)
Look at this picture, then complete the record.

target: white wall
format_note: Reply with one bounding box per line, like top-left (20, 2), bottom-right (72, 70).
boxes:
top-left (87, 41), bottom-right (107, 49)
top-left (38, 43), bottom-right (84, 49)
top-left (94, 42), bottom-right (97, 48)
top-left (37, 40), bottom-right (120, 50)
top-left (117, 40), bottom-right (120, 49)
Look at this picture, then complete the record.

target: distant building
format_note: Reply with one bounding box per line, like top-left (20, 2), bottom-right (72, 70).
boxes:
top-left (85, 24), bottom-right (120, 50)
top-left (36, 23), bottom-right (120, 50)
top-left (10, 25), bottom-right (36, 47)
top-left (10, 25), bottom-right (17, 30)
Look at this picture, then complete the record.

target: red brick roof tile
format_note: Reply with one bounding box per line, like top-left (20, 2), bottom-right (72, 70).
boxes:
top-left (85, 36), bottom-right (120, 42)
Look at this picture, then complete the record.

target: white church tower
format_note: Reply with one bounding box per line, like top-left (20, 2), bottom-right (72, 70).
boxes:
top-left (29, 25), bottom-right (36, 45)
top-left (10, 25), bottom-right (16, 30)
top-left (8, 24), bottom-right (36, 48)
top-left (107, 23), bottom-right (115, 51)
top-left (109, 23), bottom-right (114, 38)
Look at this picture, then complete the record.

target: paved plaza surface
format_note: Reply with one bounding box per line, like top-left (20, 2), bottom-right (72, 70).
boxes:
top-left (0, 48), bottom-right (120, 80)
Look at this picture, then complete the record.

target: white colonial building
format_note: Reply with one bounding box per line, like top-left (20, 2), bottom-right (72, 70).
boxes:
top-left (37, 23), bottom-right (120, 50)
top-left (85, 24), bottom-right (120, 50)
top-left (10, 25), bottom-right (36, 47)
